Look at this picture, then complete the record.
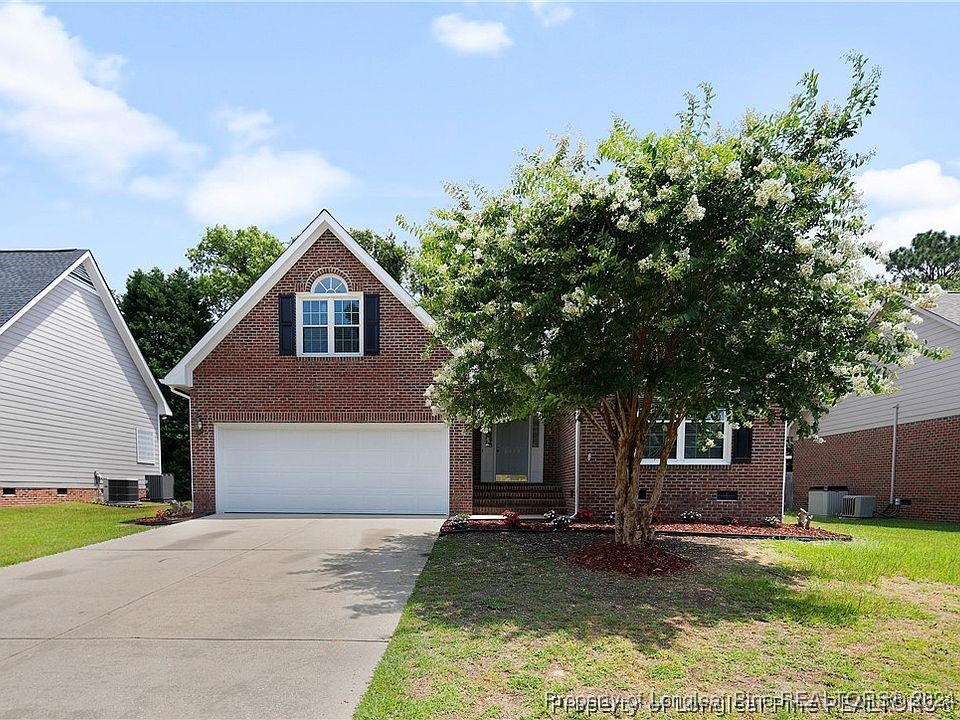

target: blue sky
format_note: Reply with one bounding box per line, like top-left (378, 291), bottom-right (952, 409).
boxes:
top-left (2, 2), bottom-right (960, 288)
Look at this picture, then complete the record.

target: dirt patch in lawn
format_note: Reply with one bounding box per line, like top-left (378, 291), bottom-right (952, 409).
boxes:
top-left (569, 541), bottom-right (695, 578)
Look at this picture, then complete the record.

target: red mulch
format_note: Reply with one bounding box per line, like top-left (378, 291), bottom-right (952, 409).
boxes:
top-left (441, 518), bottom-right (850, 541)
top-left (133, 514), bottom-right (197, 526)
top-left (655, 521), bottom-right (845, 540)
top-left (569, 541), bottom-right (695, 578)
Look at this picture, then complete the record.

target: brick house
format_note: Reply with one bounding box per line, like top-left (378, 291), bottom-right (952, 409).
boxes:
top-left (793, 293), bottom-right (960, 523)
top-left (164, 210), bottom-right (786, 520)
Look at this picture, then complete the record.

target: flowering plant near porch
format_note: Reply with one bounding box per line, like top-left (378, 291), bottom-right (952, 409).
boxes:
top-left (410, 57), bottom-right (942, 547)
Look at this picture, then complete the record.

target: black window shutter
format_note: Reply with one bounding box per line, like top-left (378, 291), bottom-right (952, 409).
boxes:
top-left (278, 294), bottom-right (295, 356)
top-left (732, 426), bottom-right (753, 463)
top-left (363, 293), bottom-right (380, 356)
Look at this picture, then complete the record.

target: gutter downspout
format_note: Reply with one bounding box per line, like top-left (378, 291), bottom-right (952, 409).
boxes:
top-left (170, 387), bottom-right (193, 505)
top-left (890, 403), bottom-right (900, 505)
top-left (574, 410), bottom-right (581, 515)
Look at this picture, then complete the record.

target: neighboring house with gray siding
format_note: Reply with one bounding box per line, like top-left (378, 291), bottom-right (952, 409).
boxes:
top-left (793, 292), bottom-right (960, 523)
top-left (0, 250), bottom-right (171, 504)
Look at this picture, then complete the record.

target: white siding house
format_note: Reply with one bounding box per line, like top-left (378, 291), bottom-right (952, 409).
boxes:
top-left (814, 295), bottom-right (960, 437)
top-left (0, 250), bottom-right (170, 499)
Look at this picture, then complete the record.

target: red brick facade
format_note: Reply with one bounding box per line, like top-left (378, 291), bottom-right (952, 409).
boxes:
top-left (793, 415), bottom-right (960, 523)
top-left (184, 225), bottom-right (786, 520)
top-left (188, 229), bottom-right (472, 514)
top-left (556, 414), bottom-right (786, 522)
top-left (0, 487), bottom-right (99, 506)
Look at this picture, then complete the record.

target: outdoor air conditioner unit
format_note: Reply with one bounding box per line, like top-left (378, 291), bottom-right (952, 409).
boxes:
top-left (841, 495), bottom-right (876, 519)
top-left (807, 486), bottom-right (848, 517)
top-left (104, 478), bottom-right (140, 505)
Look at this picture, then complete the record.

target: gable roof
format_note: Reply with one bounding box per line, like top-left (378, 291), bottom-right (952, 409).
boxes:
top-left (926, 291), bottom-right (960, 328)
top-left (0, 249), bottom-right (87, 328)
top-left (0, 249), bottom-right (171, 416)
top-left (163, 209), bottom-right (435, 389)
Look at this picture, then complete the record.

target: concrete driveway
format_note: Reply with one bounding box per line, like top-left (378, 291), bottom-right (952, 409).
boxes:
top-left (0, 514), bottom-right (444, 720)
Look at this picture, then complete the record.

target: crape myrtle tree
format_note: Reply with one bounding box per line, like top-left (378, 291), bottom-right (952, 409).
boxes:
top-left (408, 57), bottom-right (943, 547)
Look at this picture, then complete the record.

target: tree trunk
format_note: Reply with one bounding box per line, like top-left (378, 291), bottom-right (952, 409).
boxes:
top-left (637, 503), bottom-right (655, 547)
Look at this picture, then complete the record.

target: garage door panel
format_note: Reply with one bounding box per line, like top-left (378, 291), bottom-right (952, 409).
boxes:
top-left (215, 424), bottom-right (449, 514)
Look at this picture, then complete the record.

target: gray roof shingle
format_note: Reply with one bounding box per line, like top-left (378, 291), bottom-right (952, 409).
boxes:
top-left (927, 291), bottom-right (960, 327)
top-left (0, 249), bottom-right (87, 327)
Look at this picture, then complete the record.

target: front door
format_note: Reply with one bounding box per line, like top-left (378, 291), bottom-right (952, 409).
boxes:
top-left (495, 419), bottom-right (529, 482)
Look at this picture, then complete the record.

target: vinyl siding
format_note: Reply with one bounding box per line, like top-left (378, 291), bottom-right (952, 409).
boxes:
top-left (0, 277), bottom-right (160, 487)
top-left (816, 309), bottom-right (960, 436)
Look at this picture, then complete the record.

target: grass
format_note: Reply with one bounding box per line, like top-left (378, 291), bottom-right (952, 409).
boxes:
top-left (355, 516), bottom-right (960, 719)
top-left (0, 501), bottom-right (166, 566)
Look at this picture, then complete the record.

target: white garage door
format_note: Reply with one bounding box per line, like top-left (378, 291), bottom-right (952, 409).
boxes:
top-left (215, 423), bottom-right (449, 514)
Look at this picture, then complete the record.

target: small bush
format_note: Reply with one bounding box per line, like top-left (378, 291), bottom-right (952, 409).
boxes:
top-left (761, 516), bottom-right (781, 528)
top-left (572, 509), bottom-right (594, 522)
top-left (719, 516), bottom-right (739, 525)
top-left (543, 509), bottom-right (558, 522)
top-left (448, 513), bottom-right (470, 531)
top-left (551, 514), bottom-right (573, 530)
top-left (501, 510), bottom-right (522, 528)
top-left (679, 510), bottom-right (702, 523)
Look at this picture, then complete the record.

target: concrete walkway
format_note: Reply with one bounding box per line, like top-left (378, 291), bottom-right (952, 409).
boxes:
top-left (0, 514), bottom-right (444, 719)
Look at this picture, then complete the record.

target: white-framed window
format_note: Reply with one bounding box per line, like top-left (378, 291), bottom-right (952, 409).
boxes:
top-left (297, 275), bottom-right (363, 356)
top-left (642, 413), bottom-right (731, 465)
top-left (136, 427), bottom-right (156, 465)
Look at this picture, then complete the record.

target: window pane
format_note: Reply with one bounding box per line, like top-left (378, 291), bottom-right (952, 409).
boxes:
top-left (334, 326), bottom-right (360, 353)
top-left (302, 299), bottom-right (327, 326)
top-left (314, 276), bottom-right (347, 293)
top-left (644, 422), bottom-right (677, 459)
top-left (684, 422), bottom-right (725, 459)
top-left (303, 327), bottom-right (328, 354)
top-left (334, 299), bottom-right (359, 326)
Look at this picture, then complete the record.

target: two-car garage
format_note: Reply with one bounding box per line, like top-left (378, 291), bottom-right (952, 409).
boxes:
top-left (214, 423), bottom-right (450, 515)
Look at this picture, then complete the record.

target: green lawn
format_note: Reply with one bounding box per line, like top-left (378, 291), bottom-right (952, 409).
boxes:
top-left (356, 516), bottom-right (960, 719)
top-left (0, 501), bottom-right (166, 567)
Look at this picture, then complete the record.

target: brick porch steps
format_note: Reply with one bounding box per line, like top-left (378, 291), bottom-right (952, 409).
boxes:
top-left (472, 482), bottom-right (567, 515)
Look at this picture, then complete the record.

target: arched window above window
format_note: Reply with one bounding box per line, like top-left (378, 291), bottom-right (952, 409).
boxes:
top-left (312, 275), bottom-right (348, 294)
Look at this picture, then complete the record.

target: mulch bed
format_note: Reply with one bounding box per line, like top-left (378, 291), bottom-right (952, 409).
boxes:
top-left (133, 514), bottom-right (198, 526)
top-left (568, 541), bottom-right (695, 578)
top-left (441, 518), bottom-right (850, 541)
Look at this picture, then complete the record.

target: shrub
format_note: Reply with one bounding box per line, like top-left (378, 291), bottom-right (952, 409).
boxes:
top-left (719, 516), bottom-right (739, 525)
top-left (679, 510), bottom-right (702, 523)
top-left (501, 510), bottom-right (522, 528)
top-left (448, 513), bottom-right (470, 531)
top-left (551, 514), bottom-right (573, 531)
top-left (543, 509), bottom-right (558, 522)
top-left (572, 509), bottom-right (594, 522)
top-left (761, 516), bottom-right (781, 528)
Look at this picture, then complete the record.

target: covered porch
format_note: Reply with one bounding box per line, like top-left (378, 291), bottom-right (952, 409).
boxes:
top-left (470, 417), bottom-right (569, 515)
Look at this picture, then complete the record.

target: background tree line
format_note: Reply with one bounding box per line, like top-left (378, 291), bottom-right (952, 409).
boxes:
top-left (118, 225), bottom-right (415, 499)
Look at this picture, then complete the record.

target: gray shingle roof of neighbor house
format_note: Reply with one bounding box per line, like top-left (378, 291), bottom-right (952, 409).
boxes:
top-left (927, 291), bottom-right (960, 327)
top-left (0, 249), bottom-right (87, 327)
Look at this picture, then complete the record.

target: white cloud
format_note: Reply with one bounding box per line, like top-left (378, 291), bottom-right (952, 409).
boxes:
top-left (530, 1), bottom-right (574, 27)
top-left (431, 14), bottom-right (513, 55)
top-left (0, 3), bottom-right (201, 187)
top-left (857, 161), bottom-right (960, 253)
top-left (185, 148), bottom-right (352, 226)
top-left (216, 107), bottom-right (276, 148)
top-left (858, 160), bottom-right (960, 210)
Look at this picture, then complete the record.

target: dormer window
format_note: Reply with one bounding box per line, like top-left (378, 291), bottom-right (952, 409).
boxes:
top-left (297, 275), bottom-right (362, 356)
